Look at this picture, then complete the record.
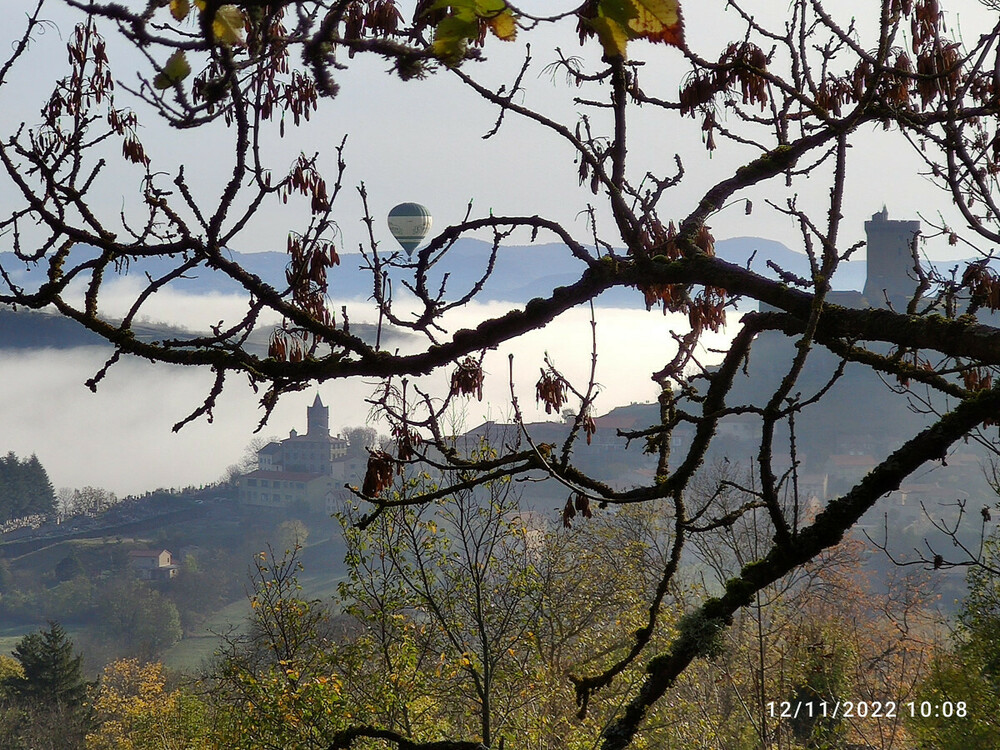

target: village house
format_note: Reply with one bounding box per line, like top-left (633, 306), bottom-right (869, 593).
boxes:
top-left (128, 548), bottom-right (178, 581)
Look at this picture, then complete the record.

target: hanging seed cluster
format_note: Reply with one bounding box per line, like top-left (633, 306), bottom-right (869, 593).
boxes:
top-left (393, 424), bottom-right (422, 463)
top-left (267, 233), bottom-right (339, 362)
top-left (961, 263), bottom-right (1000, 312)
top-left (581, 409), bottom-right (597, 445)
top-left (562, 492), bottom-right (592, 528)
top-left (41, 22), bottom-right (149, 168)
top-left (285, 232), bottom-right (339, 321)
top-left (962, 367), bottom-right (993, 393)
top-left (635, 223), bottom-right (727, 332)
top-left (362, 450), bottom-right (395, 496)
top-left (280, 154), bottom-right (331, 213)
top-left (264, 71), bottom-right (319, 137)
top-left (679, 42), bottom-right (769, 151)
top-left (536, 368), bottom-right (567, 415)
top-left (450, 357), bottom-right (485, 401)
top-left (360, 424), bottom-right (422, 497)
top-left (343, 0), bottom-right (404, 49)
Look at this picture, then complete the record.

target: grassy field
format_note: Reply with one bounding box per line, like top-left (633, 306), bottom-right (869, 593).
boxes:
top-left (8, 536), bottom-right (133, 573)
top-left (162, 596), bottom-right (250, 672)
top-left (0, 623), bottom-right (89, 665)
top-left (161, 537), bottom-right (348, 673)
top-left (161, 569), bottom-right (348, 672)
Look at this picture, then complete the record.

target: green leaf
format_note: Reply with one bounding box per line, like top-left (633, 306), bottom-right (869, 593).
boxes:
top-left (475, 0), bottom-right (508, 17)
top-left (586, 0), bottom-right (683, 58)
top-left (599, 0), bottom-right (639, 27)
top-left (432, 15), bottom-right (479, 64)
top-left (487, 10), bottom-right (517, 41)
top-left (589, 14), bottom-right (631, 58)
top-left (153, 50), bottom-right (191, 90)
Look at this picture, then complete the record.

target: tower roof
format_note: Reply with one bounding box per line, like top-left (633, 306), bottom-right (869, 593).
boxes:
top-left (312, 393), bottom-right (324, 407)
top-left (871, 205), bottom-right (889, 222)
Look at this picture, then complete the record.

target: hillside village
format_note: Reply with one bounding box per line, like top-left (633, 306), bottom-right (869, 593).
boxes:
top-left (237, 395), bottom-right (362, 515)
top-left (216, 209), bottom-right (999, 546)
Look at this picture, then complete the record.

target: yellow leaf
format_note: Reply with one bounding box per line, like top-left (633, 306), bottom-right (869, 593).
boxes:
top-left (631, 0), bottom-right (683, 46)
top-left (153, 50), bottom-right (191, 89)
top-left (488, 11), bottom-right (517, 41)
top-left (584, 0), bottom-right (683, 59)
top-left (212, 5), bottom-right (246, 45)
top-left (169, 0), bottom-right (190, 21)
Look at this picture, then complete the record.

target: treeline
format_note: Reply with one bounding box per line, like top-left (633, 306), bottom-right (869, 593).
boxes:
top-left (0, 539), bottom-right (252, 666)
top-left (0, 452), bottom-right (55, 523)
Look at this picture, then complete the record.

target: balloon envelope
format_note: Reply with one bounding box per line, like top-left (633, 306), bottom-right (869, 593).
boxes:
top-left (387, 203), bottom-right (432, 257)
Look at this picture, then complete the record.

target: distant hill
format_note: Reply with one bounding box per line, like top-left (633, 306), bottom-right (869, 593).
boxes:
top-left (11, 234), bottom-right (965, 352)
top-left (0, 307), bottom-right (108, 349)
top-left (0, 236), bottom-right (867, 309)
top-left (0, 236), bottom-right (875, 350)
top-left (0, 306), bottom-right (387, 352)
top-left (717, 237), bottom-right (867, 292)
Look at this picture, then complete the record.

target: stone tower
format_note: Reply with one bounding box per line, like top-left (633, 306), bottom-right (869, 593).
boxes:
top-left (306, 393), bottom-right (330, 437)
top-left (862, 207), bottom-right (921, 305)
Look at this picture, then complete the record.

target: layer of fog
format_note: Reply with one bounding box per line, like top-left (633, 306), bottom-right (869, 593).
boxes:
top-left (3, 285), bottom-right (734, 495)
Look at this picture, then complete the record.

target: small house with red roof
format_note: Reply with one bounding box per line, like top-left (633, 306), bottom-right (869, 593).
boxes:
top-left (128, 549), bottom-right (178, 581)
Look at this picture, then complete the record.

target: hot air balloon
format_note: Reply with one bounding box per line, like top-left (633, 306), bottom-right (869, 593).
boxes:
top-left (387, 203), bottom-right (432, 258)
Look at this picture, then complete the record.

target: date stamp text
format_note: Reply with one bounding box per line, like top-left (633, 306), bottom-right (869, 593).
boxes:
top-left (766, 700), bottom-right (967, 720)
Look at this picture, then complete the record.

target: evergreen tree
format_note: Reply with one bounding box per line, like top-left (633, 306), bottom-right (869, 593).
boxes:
top-left (0, 452), bottom-right (56, 522)
top-left (0, 452), bottom-right (26, 521)
top-left (2, 622), bottom-right (93, 749)
top-left (24, 454), bottom-right (56, 518)
top-left (6, 621), bottom-right (90, 711)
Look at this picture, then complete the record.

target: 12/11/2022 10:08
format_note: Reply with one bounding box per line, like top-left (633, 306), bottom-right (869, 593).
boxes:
top-left (766, 701), bottom-right (968, 720)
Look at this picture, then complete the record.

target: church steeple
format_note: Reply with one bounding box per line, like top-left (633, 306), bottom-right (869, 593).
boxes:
top-left (306, 394), bottom-right (329, 436)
